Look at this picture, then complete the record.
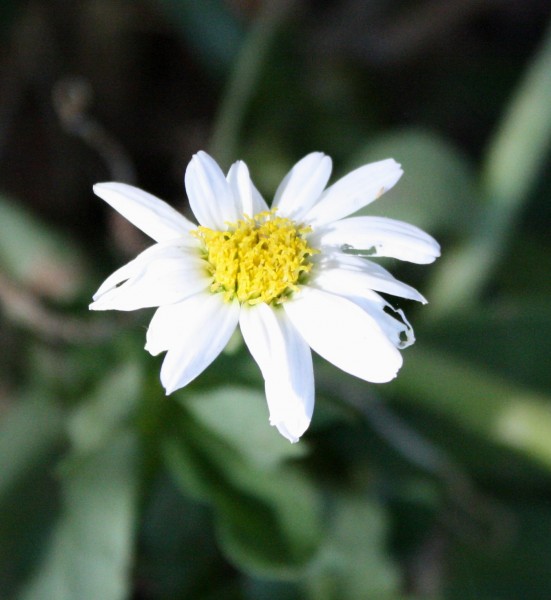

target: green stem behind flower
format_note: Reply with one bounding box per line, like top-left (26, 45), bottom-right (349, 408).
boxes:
top-left (209, 1), bottom-right (295, 170)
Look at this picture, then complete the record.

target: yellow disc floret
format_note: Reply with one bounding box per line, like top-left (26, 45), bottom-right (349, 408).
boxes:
top-left (192, 210), bottom-right (318, 305)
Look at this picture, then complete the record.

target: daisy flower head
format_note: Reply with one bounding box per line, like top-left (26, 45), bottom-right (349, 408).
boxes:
top-left (90, 151), bottom-right (440, 442)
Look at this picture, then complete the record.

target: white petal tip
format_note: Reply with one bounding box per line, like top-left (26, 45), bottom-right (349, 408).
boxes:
top-left (92, 181), bottom-right (128, 198)
top-left (381, 158), bottom-right (403, 175)
top-left (425, 241), bottom-right (441, 262)
top-left (273, 424), bottom-right (300, 443)
top-left (163, 383), bottom-right (176, 396)
top-left (271, 417), bottom-right (310, 443)
top-left (424, 250), bottom-right (441, 264)
top-left (160, 366), bottom-right (195, 396)
top-left (381, 369), bottom-right (400, 383)
top-left (144, 342), bottom-right (159, 357)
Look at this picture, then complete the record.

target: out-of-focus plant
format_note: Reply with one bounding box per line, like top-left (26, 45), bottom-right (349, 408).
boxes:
top-left (0, 1), bottom-right (550, 599)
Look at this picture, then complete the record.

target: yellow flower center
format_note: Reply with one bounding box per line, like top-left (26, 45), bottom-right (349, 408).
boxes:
top-left (193, 210), bottom-right (318, 305)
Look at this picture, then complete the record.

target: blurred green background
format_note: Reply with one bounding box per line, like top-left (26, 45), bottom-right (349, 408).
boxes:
top-left (1, 1), bottom-right (550, 599)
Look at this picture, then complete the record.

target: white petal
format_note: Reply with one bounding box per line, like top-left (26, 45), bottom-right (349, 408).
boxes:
top-left (227, 161), bottom-right (269, 217)
top-left (366, 302), bottom-right (415, 350)
top-left (90, 254), bottom-right (210, 311)
top-left (93, 182), bottom-right (195, 242)
top-left (339, 291), bottom-right (414, 350)
top-left (154, 294), bottom-right (240, 394)
top-left (304, 159), bottom-right (403, 227)
top-left (185, 151), bottom-right (239, 229)
top-left (313, 254), bottom-right (427, 303)
top-left (284, 287), bottom-right (403, 383)
top-left (145, 292), bottom-right (223, 355)
top-left (272, 153), bottom-right (332, 221)
top-left (312, 216), bottom-right (441, 264)
top-left (310, 264), bottom-right (416, 349)
top-left (91, 239), bottom-right (200, 302)
top-left (145, 303), bottom-right (184, 356)
top-left (239, 304), bottom-right (314, 443)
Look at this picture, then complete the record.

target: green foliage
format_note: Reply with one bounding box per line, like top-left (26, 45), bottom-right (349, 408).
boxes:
top-left (306, 495), bottom-right (401, 599)
top-left (164, 386), bottom-right (321, 577)
top-left (0, 396), bottom-right (64, 599)
top-left (0, 194), bottom-right (85, 300)
top-left (19, 432), bottom-right (139, 600)
top-left (349, 129), bottom-right (478, 234)
top-left (0, 2), bottom-right (550, 599)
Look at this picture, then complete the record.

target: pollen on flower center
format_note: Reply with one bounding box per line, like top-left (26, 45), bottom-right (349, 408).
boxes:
top-left (192, 209), bottom-right (318, 305)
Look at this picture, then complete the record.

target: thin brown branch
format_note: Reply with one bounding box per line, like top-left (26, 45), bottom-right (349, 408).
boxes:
top-left (52, 76), bottom-right (147, 256)
top-left (0, 270), bottom-right (114, 344)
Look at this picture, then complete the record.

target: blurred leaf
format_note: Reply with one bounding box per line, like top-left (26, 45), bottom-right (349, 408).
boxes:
top-left (428, 21), bottom-right (551, 314)
top-left (0, 394), bottom-right (64, 501)
top-left (385, 402), bottom-right (551, 491)
top-left (215, 463), bottom-right (320, 579)
top-left (19, 431), bottom-right (139, 600)
top-left (67, 361), bottom-right (142, 457)
top-left (0, 395), bottom-right (63, 599)
top-left (388, 346), bottom-right (551, 471)
top-left (209, 2), bottom-right (295, 168)
top-left (138, 474), bottom-right (225, 599)
top-left (346, 128), bottom-right (477, 233)
top-left (483, 21), bottom-right (551, 218)
top-left (305, 494), bottom-right (401, 600)
top-left (182, 386), bottom-right (307, 470)
top-left (0, 460), bottom-right (60, 600)
top-left (420, 305), bottom-right (551, 393)
top-left (163, 392), bottom-right (322, 577)
top-left (0, 193), bottom-right (85, 300)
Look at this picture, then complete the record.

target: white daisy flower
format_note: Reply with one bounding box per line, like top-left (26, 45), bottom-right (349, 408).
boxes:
top-left (90, 151), bottom-right (440, 442)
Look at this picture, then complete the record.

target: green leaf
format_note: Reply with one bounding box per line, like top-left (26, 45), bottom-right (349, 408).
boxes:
top-left (388, 345), bottom-right (551, 471)
top-left (163, 399), bottom-right (322, 577)
top-left (0, 461), bottom-right (60, 600)
top-left (428, 21), bottom-right (551, 314)
top-left (209, 3), bottom-right (295, 169)
top-left (67, 361), bottom-right (142, 457)
top-left (346, 128), bottom-right (477, 233)
top-left (138, 474), bottom-right (227, 599)
top-left (19, 432), bottom-right (139, 600)
top-left (305, 494), bottom-right (401, 599)
top-left (216, 462), bottom-right (321, 578)
top-left (0, 395), bottom-right (63, 598)
top-left (482, 21), bottom-right (551, 218)
top-left (180, 386), bottom-right (306, 470)
top-left (0, 394), bottom-right (64, 501)
top-left (419, 305), bottom-right (551, 394)
top-left (0, 193), bottom-right (85, 300)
